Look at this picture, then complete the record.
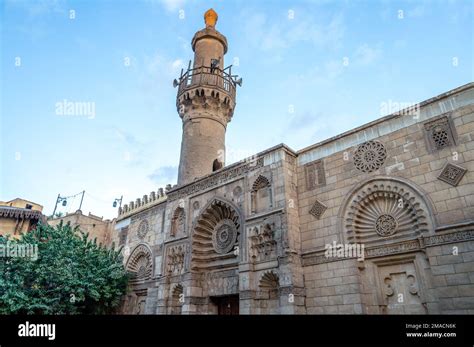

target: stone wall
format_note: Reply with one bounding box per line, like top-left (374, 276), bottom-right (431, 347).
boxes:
top-left (48, 210), bottom-right (114, 245)
top-left (113, 83), bottom-right (474, 315)
top-left (298, 85), bottom-right (474, 314)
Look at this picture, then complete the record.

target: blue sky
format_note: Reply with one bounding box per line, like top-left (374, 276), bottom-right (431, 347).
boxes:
top-left (1, 0), bottom-right (472, 218)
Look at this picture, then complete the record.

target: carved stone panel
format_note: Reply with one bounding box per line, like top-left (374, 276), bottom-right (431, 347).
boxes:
top-left (249, 223), bottom-right (277, 262)
top-left (126, 244), bottom-right (153, 282)
top-left (377, 262), bottom-right (426, 314)
top-left (205, 271), bottom-right (239, 296)
top-left (423, 115), bottom-right (457, 152)
top-left (166, 243), bottom-right (187, 276)
top-left (437, 162), bottom-right (467, 186)
top-left (137, 220), bottom-right (149, 239)
top-left (304, 159), bottom-right (326, 190)
top-left (353, 140), bottom-right (387, 173)
top-left (342, 178), bottom-right (433, 247)
top-left (309, 199), bottom-right (327, 220)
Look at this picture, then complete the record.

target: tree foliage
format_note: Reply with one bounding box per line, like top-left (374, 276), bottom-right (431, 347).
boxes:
top-left (0, 222), bottom-right (129, 314)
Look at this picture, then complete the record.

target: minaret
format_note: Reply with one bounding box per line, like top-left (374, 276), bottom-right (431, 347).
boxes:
top-left (174, 9), bottom-right (241, 186)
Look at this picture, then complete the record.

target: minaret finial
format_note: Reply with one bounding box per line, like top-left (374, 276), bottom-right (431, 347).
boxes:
top-left (204, 8), bottom-right (218, 28)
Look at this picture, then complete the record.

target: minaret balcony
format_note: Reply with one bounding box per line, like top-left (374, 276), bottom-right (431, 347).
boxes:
top-left (175, 64), bottom-right (240, 104)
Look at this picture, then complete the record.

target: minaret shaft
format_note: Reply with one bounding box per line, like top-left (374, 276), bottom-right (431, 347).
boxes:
top-left (175, 9), bottom-right (238, 186)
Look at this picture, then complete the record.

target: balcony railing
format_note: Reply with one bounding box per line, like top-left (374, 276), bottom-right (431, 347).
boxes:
top-left (176, 64), bottom-right (238, 100)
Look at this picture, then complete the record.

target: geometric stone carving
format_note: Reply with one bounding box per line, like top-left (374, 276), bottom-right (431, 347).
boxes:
top-left (249, 223), bottom-right (277, 262)
top-left (437, 162), bottom-right (466, 186)
top-left (212, 219), bottom-right (238, 254)
top-left (192, 199), bottom-right (241, 271)
top-left (137, 220), bottom-right (149, 239)
top-left (126, 244), bottom-right (153, 282)
top-left (375, 214), bottom-right (398, 237)
top-left (378, 262), bottom-right (426, 314)
top-left (353, 140), bottom-right (387, 173)
top-left (309, 199), bottom-right (327, 219)
top-left (423, 116), bottom-right (457, 152)
top-left (304, 159), bottom-right (326, 190)
top-left (166, 244), bottom-right (186, 276)
top-left (343, 178), bottom-right (432, 247)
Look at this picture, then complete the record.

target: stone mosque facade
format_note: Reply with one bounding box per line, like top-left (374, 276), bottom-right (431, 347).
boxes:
top-left (112, 9), bottom-right (474, 314)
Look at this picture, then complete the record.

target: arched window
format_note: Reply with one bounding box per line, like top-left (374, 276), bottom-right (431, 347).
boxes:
top-left (251, 175), bottom-right (272, 214)
top-left (213, 159), bottom-right (223, 172)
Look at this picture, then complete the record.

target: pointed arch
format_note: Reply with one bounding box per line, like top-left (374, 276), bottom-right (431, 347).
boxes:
top-left (252, 175), bottom-right (270, 191)
top-left (125, 244), bottom-right (153, 282)
top-left (251, 175), bottom-right (272, 214)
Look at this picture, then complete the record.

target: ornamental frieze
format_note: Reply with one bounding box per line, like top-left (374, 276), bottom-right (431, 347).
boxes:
top-left (301, 229), bottom-right (474, 266)
top-left (167, 157), bottom-right (264, 201)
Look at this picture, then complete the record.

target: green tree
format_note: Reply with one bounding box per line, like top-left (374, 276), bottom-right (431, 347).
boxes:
top-left (0, 222), bottom-right (129, 314)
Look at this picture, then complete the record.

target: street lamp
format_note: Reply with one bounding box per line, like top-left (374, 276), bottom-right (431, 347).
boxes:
top-left (113, 196), bottom-right (123, 208)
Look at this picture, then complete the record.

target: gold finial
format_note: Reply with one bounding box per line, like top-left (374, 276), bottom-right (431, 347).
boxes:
top-left (204, 8), bottom-right (218, 28)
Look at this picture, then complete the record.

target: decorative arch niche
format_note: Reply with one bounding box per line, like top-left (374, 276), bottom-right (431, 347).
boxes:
top-left (259, 271), bottom-right (280, 296)
top-left (338, 177), bottom-right (436, 247)
top-left (191, 198), bottom-right (241, 272)
top-left (170, 207), bottom-right (185, 237)
top-left (258, 271), bottom-right (280, 314)
top-left (251, 175), bottom-right (272, 214)
top-left (169, 284), bottom-right (184, 314)
top-left (125, 244), bottom-right (153, 282)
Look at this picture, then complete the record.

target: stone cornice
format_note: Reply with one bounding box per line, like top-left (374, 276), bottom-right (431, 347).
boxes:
top-left (301, 228), bottom-right (474, 266)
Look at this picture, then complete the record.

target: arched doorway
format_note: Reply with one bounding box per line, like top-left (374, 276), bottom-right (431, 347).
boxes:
top-left (191, 198), bottom-right (242, 314)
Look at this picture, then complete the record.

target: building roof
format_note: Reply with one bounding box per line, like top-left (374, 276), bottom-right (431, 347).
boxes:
top-left (0, 206), bottom-right (44, 220)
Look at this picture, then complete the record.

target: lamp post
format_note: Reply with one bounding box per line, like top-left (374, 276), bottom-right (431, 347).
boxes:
top-left (113, 196), bottom-right (123, 209)
top-left (52, 194), bottom-right (68, 218)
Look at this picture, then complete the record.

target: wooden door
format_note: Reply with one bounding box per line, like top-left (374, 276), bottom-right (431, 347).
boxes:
top-left (215, 295), bottom-right (239, 315)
